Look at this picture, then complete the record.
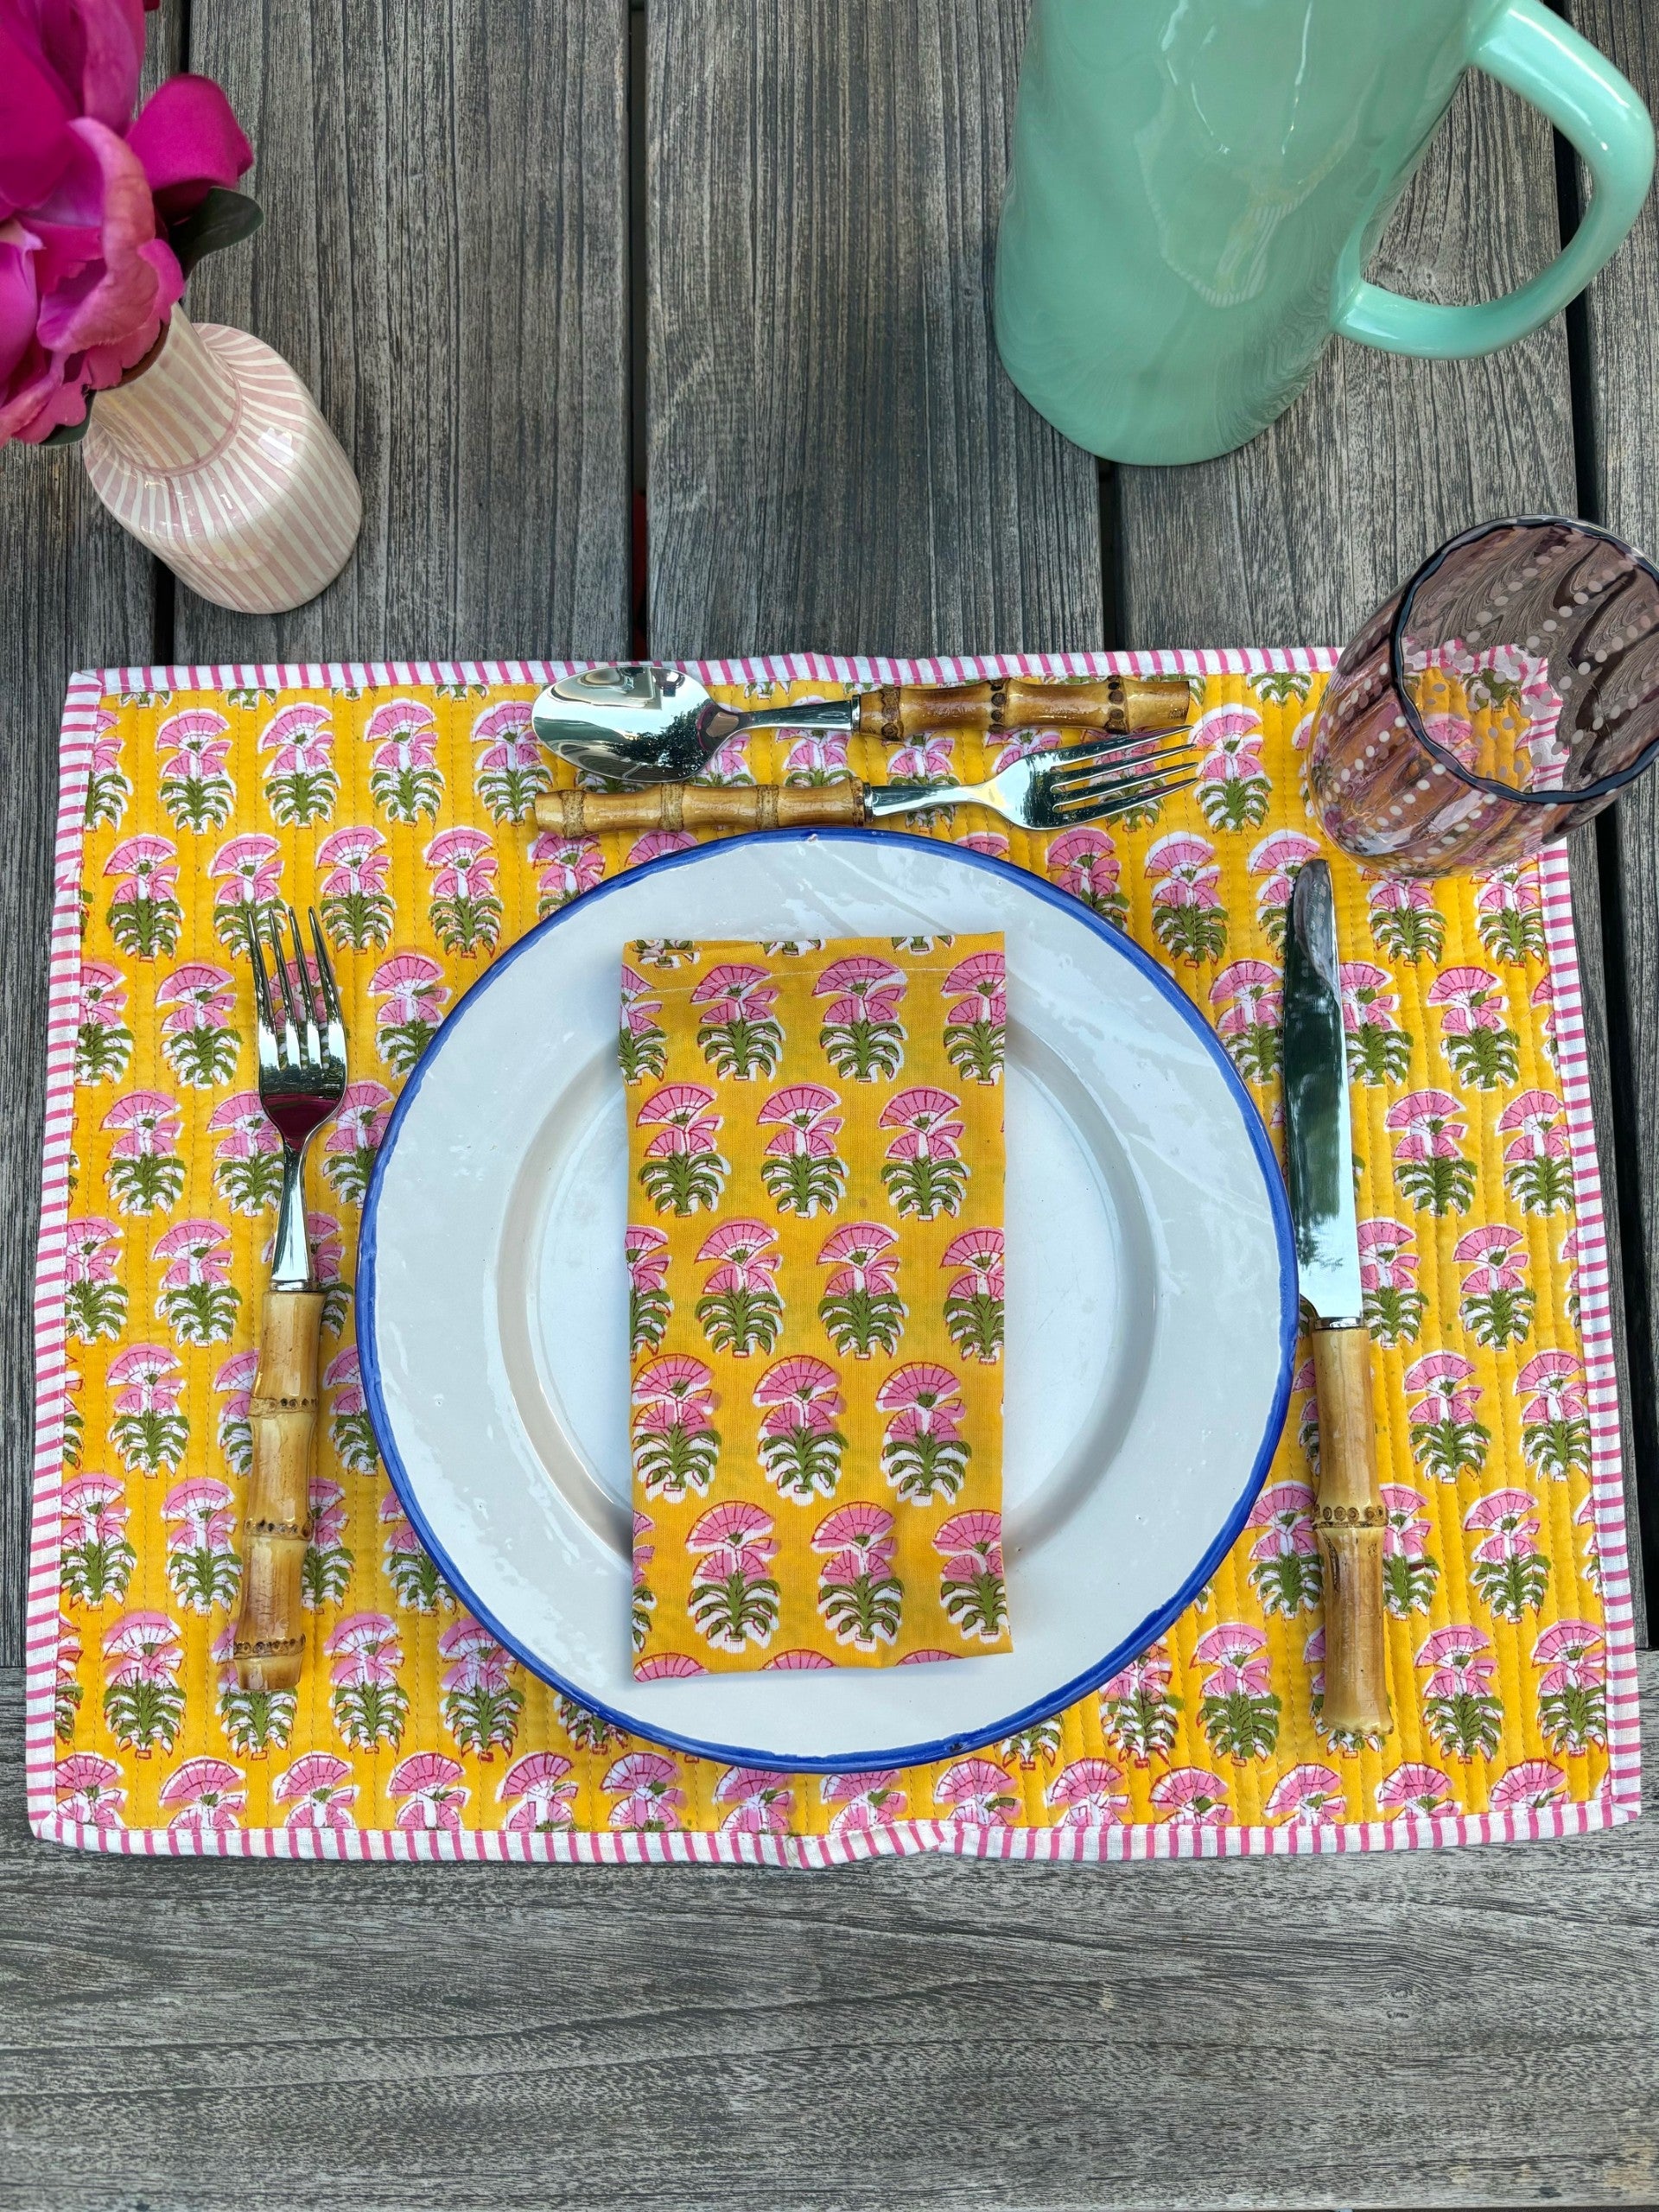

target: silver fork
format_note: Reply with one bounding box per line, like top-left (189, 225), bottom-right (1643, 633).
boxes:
top-left (229, 906), bottom-right (348, 1694)
top-left (531, 728), bottom-right (1199, 839)
top-left (251, 906), bottom-right (348, 1288)
top-left (863, 729), bottom-right (1198, 830)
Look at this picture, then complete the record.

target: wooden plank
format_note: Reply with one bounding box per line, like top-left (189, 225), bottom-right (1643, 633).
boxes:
top-left (1116, 64), bottom-right (1647, 1638)
top-left (0, 7), bottom-right (184, 1669)
top-left (646, 0), bottom-right (1102, 659)
top-left (177, 0), bottom-right (633, 663)
top-left (2, 1656), bottom-right (1655, 2210)
top-left (1566, 0), bottom-right (1659, 1635)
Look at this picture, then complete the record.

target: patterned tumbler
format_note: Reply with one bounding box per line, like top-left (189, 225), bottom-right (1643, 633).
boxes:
top-left (1307, 517), bottom-right (1659, 875)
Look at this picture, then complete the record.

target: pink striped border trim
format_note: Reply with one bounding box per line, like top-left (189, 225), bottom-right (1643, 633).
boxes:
top-left (26, 649), bottom-right (1642, 1864)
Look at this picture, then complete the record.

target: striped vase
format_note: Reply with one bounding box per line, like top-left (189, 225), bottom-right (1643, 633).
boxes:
top-left (81, 309), bottom-right (362, 615)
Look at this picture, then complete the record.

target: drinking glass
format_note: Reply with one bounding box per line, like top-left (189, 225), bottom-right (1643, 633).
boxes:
top-left (1306, 516), bottom-right (1659, 874)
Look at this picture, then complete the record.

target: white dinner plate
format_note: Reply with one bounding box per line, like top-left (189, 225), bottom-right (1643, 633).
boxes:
top-left (359, 831), bottom-right (1296, 1770)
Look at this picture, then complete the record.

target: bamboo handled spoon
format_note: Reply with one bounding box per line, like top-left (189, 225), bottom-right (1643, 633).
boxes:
top-left (531, 663), bottom-right (1193, 785)
top-left (228, 909), bottom-right (346, 1694)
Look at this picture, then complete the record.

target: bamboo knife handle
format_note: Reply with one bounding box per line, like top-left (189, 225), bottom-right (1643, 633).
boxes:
top-left (231, 1287), bottom-right (325, 1693)
top-left (534, 783), bottom-right (868, 835)
top-left (1310, 1322), bottom-right (1393, 1737)
top-left (855, 675), bottom-right (1191, 740)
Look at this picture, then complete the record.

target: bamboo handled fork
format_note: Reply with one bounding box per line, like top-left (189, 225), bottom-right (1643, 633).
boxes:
top-left (228, 907), bottom-right (346, 1694)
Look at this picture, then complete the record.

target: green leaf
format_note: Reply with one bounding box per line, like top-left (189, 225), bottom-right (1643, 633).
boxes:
top-left (167, 188), bottom-right (264, 279)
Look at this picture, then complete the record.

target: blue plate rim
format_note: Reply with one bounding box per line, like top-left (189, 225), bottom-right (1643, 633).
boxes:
top-left (356, 828), bottom-right (1299, 1775)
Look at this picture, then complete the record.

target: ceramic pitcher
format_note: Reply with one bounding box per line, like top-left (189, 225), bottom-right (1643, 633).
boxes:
top-left (994, 0), bottom-right (1655, 465)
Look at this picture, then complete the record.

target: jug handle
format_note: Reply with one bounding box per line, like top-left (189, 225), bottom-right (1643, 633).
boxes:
top-left (1332, 0), bottom-right (1653, 360)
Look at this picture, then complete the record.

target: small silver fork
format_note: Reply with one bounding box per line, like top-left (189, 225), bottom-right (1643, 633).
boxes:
top-left (251, 906), bottom-right (348, 1288)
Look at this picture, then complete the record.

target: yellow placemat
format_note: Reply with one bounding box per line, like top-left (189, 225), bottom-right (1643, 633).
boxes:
top-left (27, 649), bottom-right (1639, 1862)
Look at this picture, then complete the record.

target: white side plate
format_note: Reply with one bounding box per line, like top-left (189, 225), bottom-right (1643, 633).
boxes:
top-left (359, 831), bottom-right (1296, 1770)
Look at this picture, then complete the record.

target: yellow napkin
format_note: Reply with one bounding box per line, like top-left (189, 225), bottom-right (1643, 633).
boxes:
top-left (624, 933), bottom-right (1010, 1675)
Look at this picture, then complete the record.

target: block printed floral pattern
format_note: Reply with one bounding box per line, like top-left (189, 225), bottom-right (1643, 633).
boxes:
top-left (39, 662), bottom-right (1624, 1855)
top-left (625, 937), bottom-right (1009, 1671)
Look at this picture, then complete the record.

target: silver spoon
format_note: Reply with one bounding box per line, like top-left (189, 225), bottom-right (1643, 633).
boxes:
top-left (531, 662), bottom-right (1192, 786)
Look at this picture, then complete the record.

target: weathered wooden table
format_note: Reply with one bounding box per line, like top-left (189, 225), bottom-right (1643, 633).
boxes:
top-left (3, 4), bottom-right (1657, 2205)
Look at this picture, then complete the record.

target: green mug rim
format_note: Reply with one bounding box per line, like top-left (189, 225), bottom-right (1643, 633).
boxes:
top-left (1388, 512), bottom-right (1659, 811)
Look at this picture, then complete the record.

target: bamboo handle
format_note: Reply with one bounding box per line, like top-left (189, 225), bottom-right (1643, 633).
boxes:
top-left (854, 675), bottom-right (1192, 739)
top-left (1310, 1323), bottom-right (1393, 1738)
top-left (231, 1287), bottom-right (324, 1693)
top-left (534, 782), bottom-right (868, 835)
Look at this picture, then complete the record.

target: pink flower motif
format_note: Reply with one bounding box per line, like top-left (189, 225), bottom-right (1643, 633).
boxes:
top-left (820, 1770), bottom-right (907, 1832)
top-left (155, 961), bottom-right (235, 1034)
top-left (275, 1751), bottom-right (358, 1831)
top-left (1380, 1484), bottom-right (1431, 1560)
top-left (1340, 961), bottom-right (1401, 1033)
top-left (316, 825), bottom-right (391, 895)
top-left (207, 1090), bottom-right (278, 1160)
top-left (934, 1755), bottom-right (1017, 1827)
top-left (1192, 1622), bottom-right (1272, 1696)
top-left (1414, 1624), bottom-right (1497, 1700)
top-left (818, 1219), bottom-right (899, 1294)
top-left (874, 1361), bottom-right (962, 1433)
top-left (437, 1616), bottom-right (512, 1695)
top-left (1489, 1758), bottom-right (1568, 1811)
top-left (1246, 1481), bottom-right (1318, 1560)
top-left (933, 1510), bottom-right (1001, 1570)
top-left (369, 950), bottom-right (448, 1027)
top-left (388, 1751), bottom-right (468, 1832)
top-left (499, 1751), bottom-right (578, 1832)
top-left (1209, 957), bottom-right (1280, 1036)
top-left (603, 1749), bottom-right (686, 1830)
top-left (1357, 1219), bottom-right (1419, 1291)
top-left (687, 1500), bottom-right (778, 1560)
top-left (100, 1089), bottom-right (181, 1157)
top-left (1149, 1765), bottom-right (1232, 1827)
top-left (322, 1079), bottom-right (395, 1160)
top-left (942, 948), bottom-right (1006, 1026)
top-left (78, 958), bottom-right (127, 1027)
top-left (1046, 1757), bottom-right (1128, 1830)
top-left (423, 825), bottom-right (498, 899)
top-left (1427, 964), bottom-right (1507, 1036)
top-left (363, 696), bottom-right (439, 768)
top-left (105, 1343), bottom-right (183, 1414)
top-left (764, 1649), bottom-right (835, 1671)
top-left (101, 1609), bottom-right (183, 1684)
top-left (471, 698), bottom-right (541, 772)
top-left (628, 830), bottom-right (697, 865)
top-left (258, 702), bottom-right (334, 776)
top-left (713, 1766), bottom-right (796, 1834)
top-left (1463, 1487), bottom-right (1542, 1563)
top-left (813, 954), bottom-right (906, 1012)
top-left (308, 1477), bottom-right (347, 1548)
top-left (151, 1218), bottom-right (232, 1289)
top-left (1376, 1762), bottom-right (1458, 1818)
top-left (1247, 830), bottom-right (1319, 910)
top-left (1046, 823), bottom-right (1122, 899)
top-left (696, 1217), bottom-right (780, 1292)
top-left (690, 963), bottom-right (779, 1022)
top-left (105, 834), bottom-right (178, 903)
top-left (757, 1082), bottom-right (842, 1157)
top-left (1264, 1763), bottom-right (1346, 1826)
top-left (156, 707), bottom-right (231, 780)
top-left (636, 1082), bottom-right (721, 1157)
top-left (626, 1224), bottom-right (671, 1294)
top-left (159, 1756), bottom-right (245, 1833)
top-left (878, 1086), bottom-right (963, 1162)
top-left (324, 1611), bottom-right (403, 1687)
top-left (1497, 1089), bottom-right (1569, 1161)
top-left (635, 1652), bottom-right (706, 1679)
top-left (753, 1355), bottom-right (842, 1437)
top-left (1476, 866), bottom-right (1542, 919)
top-left (1192, 702), bottom-right (1265, 779)
top-left (785, 732), bottom-right (849, 779)
top-left (1532, 1618), bottom-right (1605, 1691)
top-left (620, 963), bottom-right (661, 1037)
top-left (812, 1502), bottom-right (896, 1558)
top-left (1453, 1224), bottom-right (1528, 1294)
top-left (992, 727), bottom-right (1065, 773)
top-left (209, 833), bottom-right (283, 910)
top-left (889, 733), bottom-right (956, 779)
top-left (64, 1217), bottom-right (122, 1285)
top-left (1404, 1349), bottom-right (1482, 1428)
top-left (632, 1353), bottom-right (716, 1428)
top-left (1385, 1090), bottom-right (1467, 1161)
top-left (61, 1471), bottom-right (126, 1545)
top-left (1144, 830), bottom-right (1221, 909)
top-left (530, 832), bottom-right (604, 907)
top-left (1098, 1643), bottom-right (1172, 1704)
top-left (940, 1225), bottom-right (1003, 1299)
top-left (54, 1752), bottom-right (124, 1829)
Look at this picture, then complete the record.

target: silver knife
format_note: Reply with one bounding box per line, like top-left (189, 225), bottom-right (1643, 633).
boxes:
top-left (1282, 858), bottom-right (1392, 1738)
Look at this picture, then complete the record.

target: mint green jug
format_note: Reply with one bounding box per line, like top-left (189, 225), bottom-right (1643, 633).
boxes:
top-left (994, 0), bottom-right (1655, 465)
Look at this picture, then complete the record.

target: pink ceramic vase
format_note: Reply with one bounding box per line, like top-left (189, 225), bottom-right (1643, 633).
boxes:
top-left (80, 309), bottom-right (362, 614)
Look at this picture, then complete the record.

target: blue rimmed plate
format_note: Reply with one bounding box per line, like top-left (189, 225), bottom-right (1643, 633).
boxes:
top-left (358, 831), bottom-right (1295, 1772)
